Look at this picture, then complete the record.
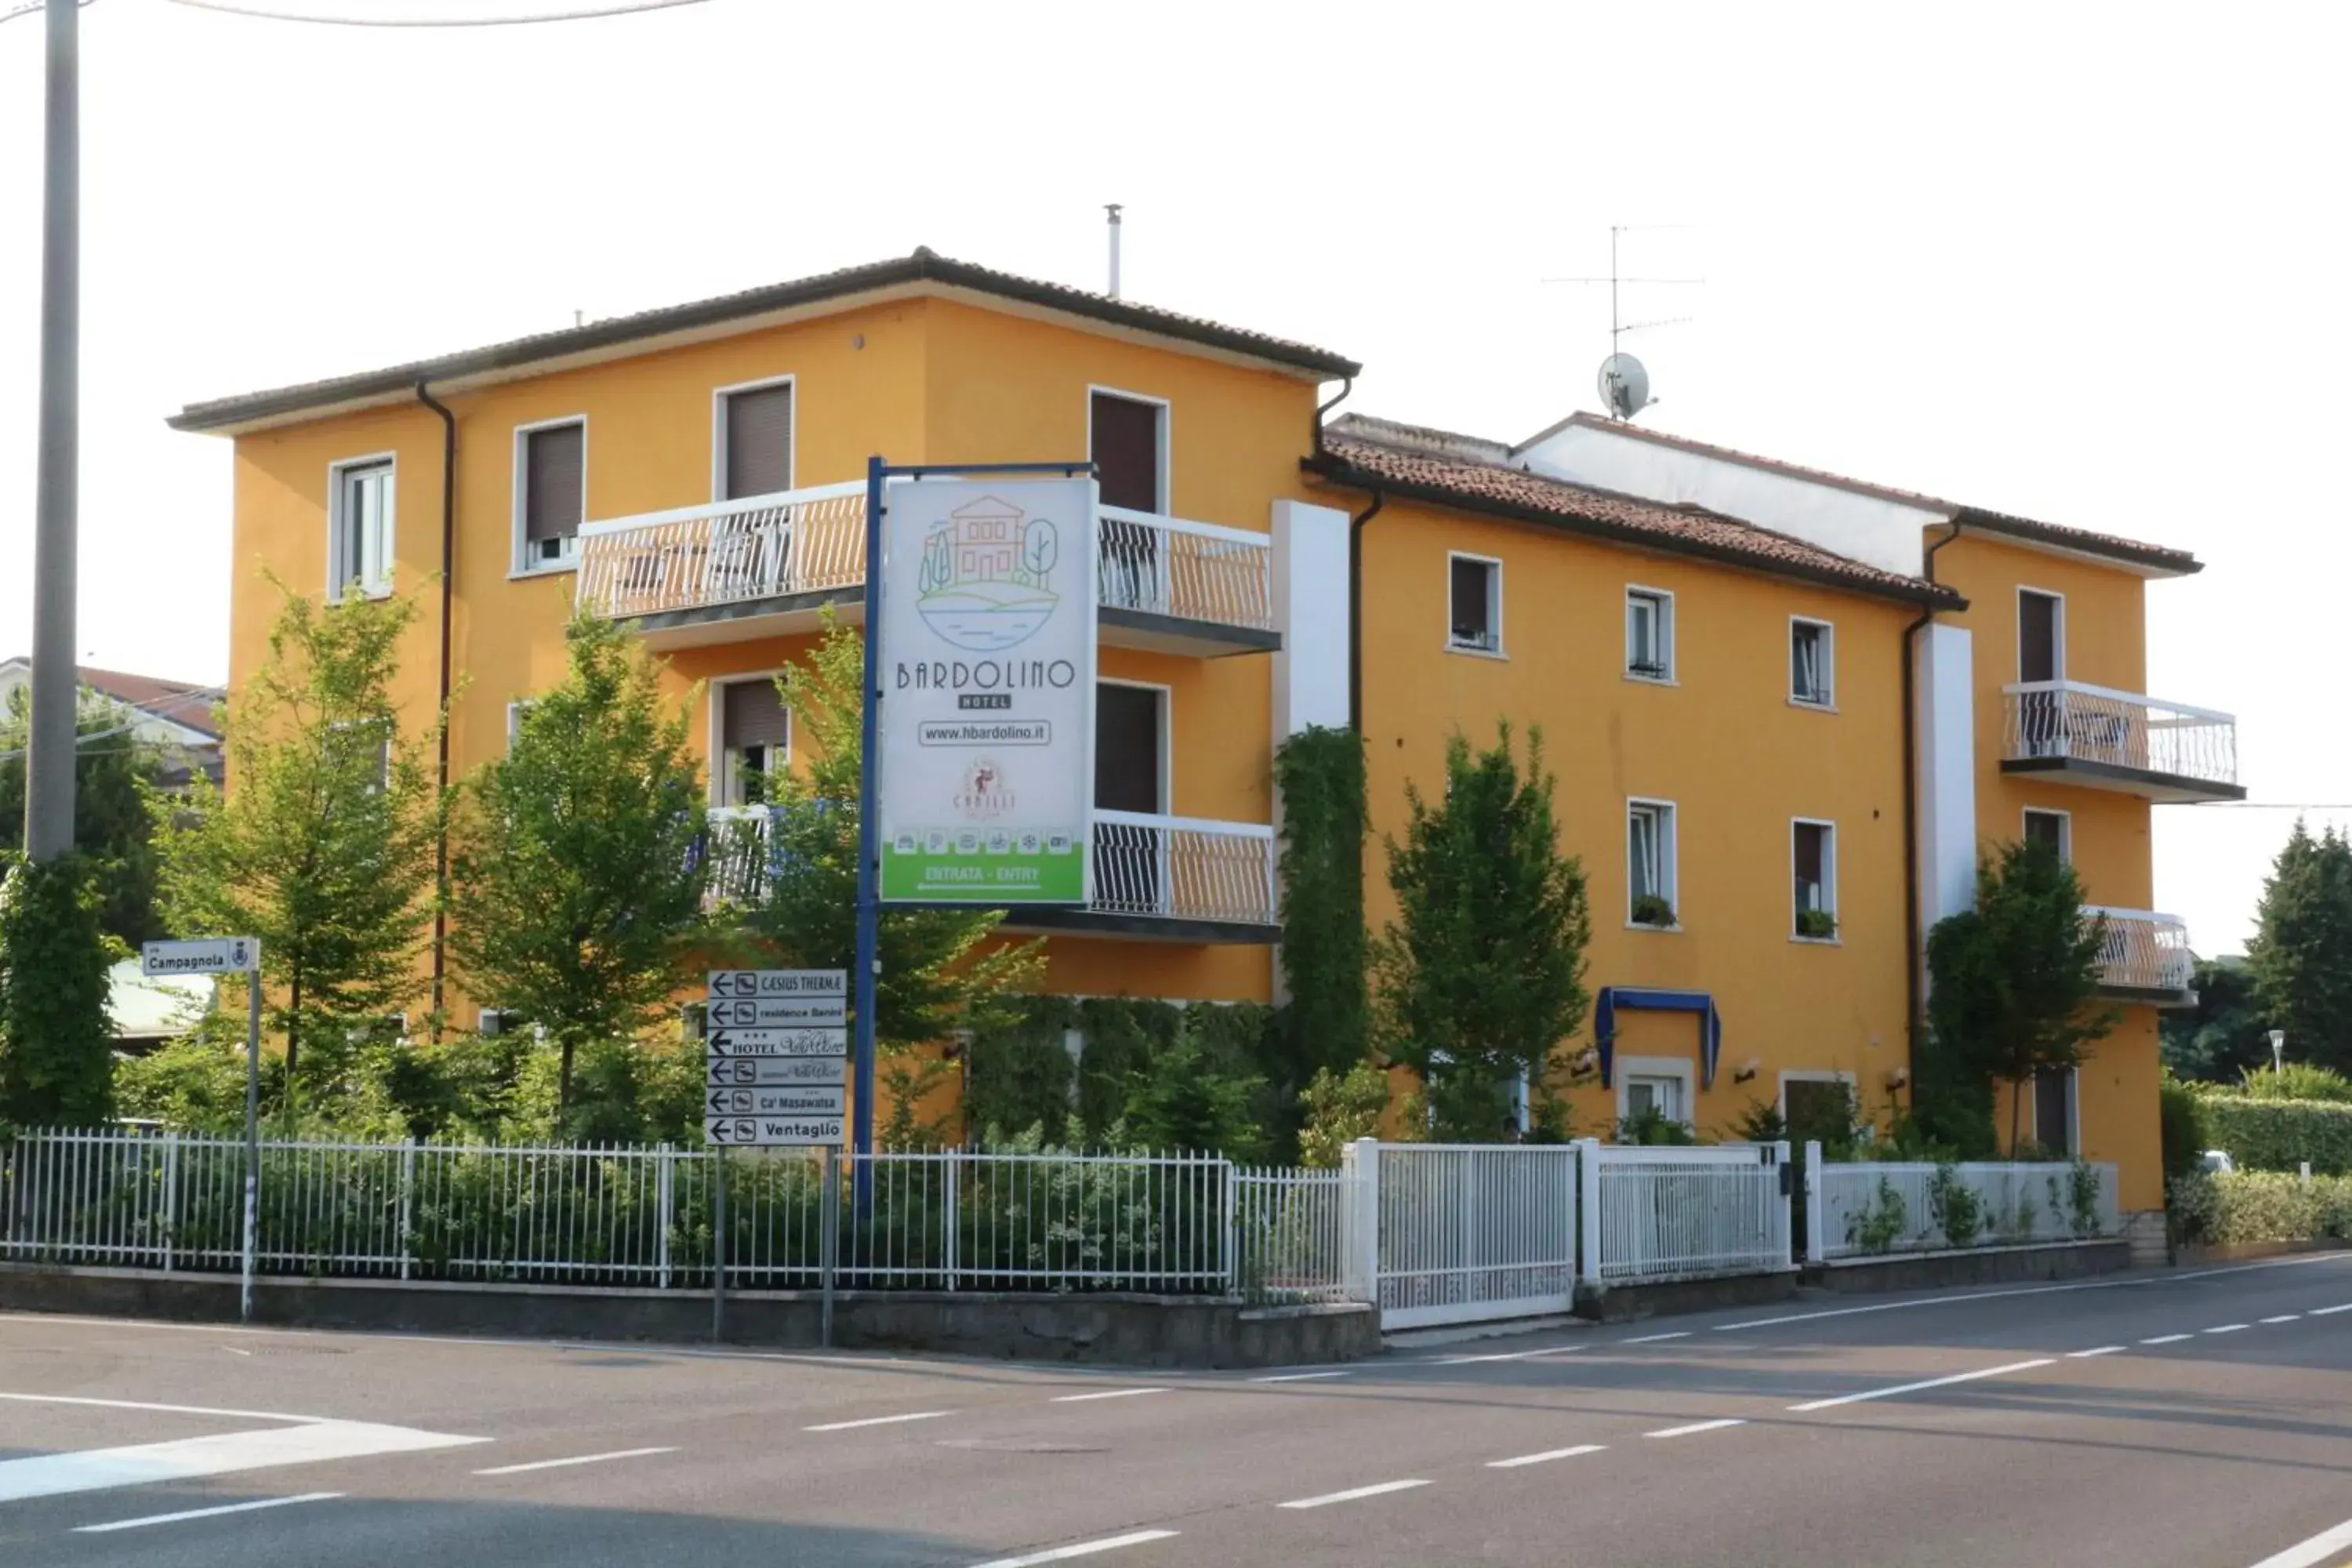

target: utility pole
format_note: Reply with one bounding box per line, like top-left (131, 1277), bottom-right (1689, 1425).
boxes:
top-left (24, 0), bottom-right (80, 862)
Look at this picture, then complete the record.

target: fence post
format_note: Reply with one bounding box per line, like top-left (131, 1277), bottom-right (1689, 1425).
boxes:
top-left (1802, 1140), bottom-right (1824, 1265)
top-left (159, 1131), bottom-right (179, 1273)
top-left (1222, 1158), bottom-right (1240, 1297)
top-left (1773, 1141), bottom-right (1794, 1271)
top-left (397, 1138), bottom-right (417, 1283)
top-left (1345, 1138), bottom-right (1380, 1307)
top-left (1577, 1139), bottom-right (1602, 1283)
top-left (820, 1146), bottom-right (840, 1348)
top-left (942, 1151), bottom-right (959, 1292)
top-left (711, 1148), bottom-right (729, 1343)
top-left (656, 1146), bottom-right (674, 1290)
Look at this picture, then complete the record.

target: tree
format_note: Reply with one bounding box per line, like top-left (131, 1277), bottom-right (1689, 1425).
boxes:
top-left (1296, 1062), bottom-right (1390, 1167)
top-left (1371, 724), bottom-right (1592, 1141)
top-left (738, 614), bottom-right (1040, 1104)
top-left (1121, 1020), bottom-right (1267, 1159)
top-left (1269, 725), bottom-right (1369, 1127)
top-left (448, 612), bottom-right (710, 1123)
top-left (2249, 822), bottom-right (2352, 1075)
top-left (0, 854), bottom-right (114, 1127)
top-left (2160, 956), bottom-right (2270, 1083)
top-left (1925, 838), bottom-right (2115, 1155)
top-left (0, 688), bottom-right (169, 945)
top-left (150, 583), bottom-right (441, 1105)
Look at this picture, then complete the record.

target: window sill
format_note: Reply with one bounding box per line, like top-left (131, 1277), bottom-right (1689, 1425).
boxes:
top-left (328, 586), bottom-right (395, 605)
top-left (1624, 671), bottom-right (1679, 688)
top-left (1445, 641), bottom-right (1508, 661)
top-left (1790, 934), bottom-right (1842, 946)
top-left (1624, 920), bottom-right (1684, 935)
top-left (509, 561), bottom-right (579, 581)
top-left (1788, 697), bottom-right (1838, 713)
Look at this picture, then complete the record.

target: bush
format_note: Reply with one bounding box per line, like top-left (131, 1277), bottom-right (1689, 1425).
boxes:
top-left (2169, 1169), bottom-right (2352, 1245)
top-left (1615, 1105), bottom-right (1699, 1146)
top-left (1297, 1062), bottom-right (1390, 1168)
top-left (1927, 1164), bottom-right (1984, 1248)
top-left (2236, 1063), bottom-right (2352, 1103)
top-left (1846, 1177), bottom-right (1908, 1254)
top-left (2199, 1094), bottom-right (2352, 1174)
top-left (2159, 1073), bottom-right (2210, 1183)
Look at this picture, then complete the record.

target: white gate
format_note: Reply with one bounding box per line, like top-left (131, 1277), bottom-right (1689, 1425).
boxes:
top-left (1586, 1142), bottom-right (1792, 1284)
top-left (1344, 1142), bottom-right (1579, 1330)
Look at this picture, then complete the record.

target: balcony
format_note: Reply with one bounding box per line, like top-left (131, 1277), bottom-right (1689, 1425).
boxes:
top-left (576, 483), bottom-right (1278, 657)
top-left (700, 806), bottom-right (1279, 942)
top-left (2000, 681), bottom-right (2245, 802)
top-left (2088, 906), bottom-right (2197, 1006)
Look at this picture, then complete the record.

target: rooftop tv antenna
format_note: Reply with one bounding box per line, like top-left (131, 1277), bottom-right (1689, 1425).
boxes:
top-left (1543, 224), bottom-right (1704, 421)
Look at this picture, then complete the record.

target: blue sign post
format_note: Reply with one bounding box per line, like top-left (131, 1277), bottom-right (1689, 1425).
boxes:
top-left (853, 456), bottom-right (1094, 1212)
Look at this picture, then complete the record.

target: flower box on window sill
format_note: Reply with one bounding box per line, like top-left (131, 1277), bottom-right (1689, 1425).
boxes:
top-left (1629, 895), bottom-right (1679, 930)
top-left (1795, 909), bottom-right (1839, 941)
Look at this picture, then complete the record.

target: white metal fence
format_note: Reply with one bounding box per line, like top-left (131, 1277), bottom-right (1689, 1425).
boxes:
top-left (1098, 506), bottom-right (1273, 630)
top-left (2086, 906), bottom-right (2195, 993)
top-left (2002, 681), bottom-right (2238, 789)
top-left (1091, 811), bottom-right (1278, 925)
top-left (576, 481), bottom-right (869, 620)
top-left (1812, 1156), bottom-right (2120, 1261)
top-left (1586, 1142), bottom-right (1793, 1284)
top-left (1347, 1142), bottom-right (1580, 1329)
top-left (1236, 1166), bottom-right (1352, 1306)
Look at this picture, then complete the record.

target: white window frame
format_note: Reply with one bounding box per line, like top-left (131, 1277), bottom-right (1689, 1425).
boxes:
top-left (1626, 796), bottom-right (1680, 930)
top-left (1791, 816), bottom-right (1838, 942)
top-left (1789, 615), bottom-right (1835, 709)
top-left (1776, 1069), bottom-right (1858, 1122)
top-left (1625, 584), bottom-right (1677, 684)
top-left (326, 452), bottom-right (397, 603)
top-left (1617, 1055), bottom-right (1697, 1129)
top-left (1085, 383), bottom-right (1172, 515)
top-left (709, 670), bottom-right (791, 809)
top-left (1445, 550), bottom-right (1505, 658)
top-left (1097, 676), bottom-right (1173, 815)
top-left (2027, 1065), bottom-right (2082, 1157)
top-left (2016, 586), bottom-right (2067, 681)
top-left (505, 699), bottom-right (534, 755)
top-left (2022, 806), bottom-right (2073, 865)
top-left (710, 373), bottom-right (797, 503)
top-left (511, 414), bottom-right (589, 577)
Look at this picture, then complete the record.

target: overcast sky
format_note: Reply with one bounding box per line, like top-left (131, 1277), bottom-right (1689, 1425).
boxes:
top-left (1, 0), bottom-right (2343, 954)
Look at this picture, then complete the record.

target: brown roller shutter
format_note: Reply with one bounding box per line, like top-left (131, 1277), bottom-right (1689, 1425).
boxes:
top-left (524, 423), bottom-right (585, 543)
top-left (1091, 392), bottom-right (1161, 512)
top-left (724, 383), bottom-right (794, 499)
top-left (723, 679), bottom-right (789, 751)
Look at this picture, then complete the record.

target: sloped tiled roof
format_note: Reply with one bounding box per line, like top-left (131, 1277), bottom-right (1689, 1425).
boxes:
top-left (170, 249), bottom-right (1359, 433)
top-left (78, 666), bottom-right (223, 739)
top-left (1530, 412), bottom-right (2199, 575)
top-left (1311, 415), bottom-right (1963, 608)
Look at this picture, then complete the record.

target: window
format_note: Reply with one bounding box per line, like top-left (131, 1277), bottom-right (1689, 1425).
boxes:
top-left (1628, 799), bottom-right (1679, 927)
top-left (2024, 808), bottom-right (2071, 863)
top-left (1793, 819), bottom-right (1837, 939)
top-left (2016, 588), bottom-right (2066, 757)
top-left (506, 700), bottom-right (534, 755)
top-left (1447, 554), bottom-right (1501, 654)
top-left (2032, 1065), bottom-right (2077, 1156)
top-left (1625, 1075), bottom-right (1682, 1123)
top-left (517, 419), bottom-right (586, 570)
top-left (328, 718), bottom-right (391, 794)
top-left (1617, 1056), bottom-right (1694, 1129)
top-left (1791, 618), bottom-right (1834, 706)
top-left (1090, 390), bottom-right (1166, 513)
top-left (329, 458), bottom-right (394, 600)
top-left (718, 381), bottom-right (794, 500)
top-left (1626, 587), bottom-right (1675, 681)
top-left (717, 677), bottom-right (788, 806)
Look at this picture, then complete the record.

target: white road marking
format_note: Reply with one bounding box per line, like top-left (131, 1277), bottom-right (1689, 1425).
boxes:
top-left (0, 1390), bottom-right (320, 1425)
top-left (1248, 1370), bottom-right (1351, 1383)
top-left (0, 1419), bottom-right (487, 1504)
top-left (2262, 1315), bottom-right (2303, 1324)
top-left (2310, 1304), bottom-right (2352, 1316)
top-left (803, 1411), bottom-right (953, 1432)
top-left (2247, 1512), bottom-right (2352, 1568)
top-left (1645, 1418), bottom-right (1746, 1438)
top-left (2205, 1323), bottom-right (2252, 1334)
top-left (73, 1492), bottom-right (344, 1534)
top-left (1049, 1388), bottom-right (1168, 1403)
top-left (472, 1446), bottom-right (676, 1476)
top-left (969, 1529), bottom-right (1181, 1566)
top-left (2141, 1334), bottom-right (2194, 1345)
top-left (1711, 1256), bottom-right (2352, 1334)
top-left (1278, 1479), bottom-right (1431, 1509)
top-left (1788, 1358), bottom-right (2055, 1412)
top-left (2067, 1346), bottom-right (2127, 1358)
top-left (1624, 1331), bottom-right (1692, 1344)
top-left (1488, 1443), bottom-right (1607, 1468)
top-left (1434, 1345), bottom-right (1581, 1365)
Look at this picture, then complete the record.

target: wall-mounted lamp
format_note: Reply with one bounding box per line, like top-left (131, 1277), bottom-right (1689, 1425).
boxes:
top-left (1885, 1067), bottom-right (1911, 1091)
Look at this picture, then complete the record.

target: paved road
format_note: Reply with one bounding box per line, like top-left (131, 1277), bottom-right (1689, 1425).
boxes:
top-left (4, 1256), bottom-right (2350, 1566)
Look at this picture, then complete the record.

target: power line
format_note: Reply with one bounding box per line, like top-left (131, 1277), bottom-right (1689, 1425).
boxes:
top-left (0, 0), bottom-right (93, 26)
top-left (164, 0), bottom-right (705, 23)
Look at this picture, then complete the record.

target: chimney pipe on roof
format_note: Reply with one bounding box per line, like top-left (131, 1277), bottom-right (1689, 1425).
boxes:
top-left (1105, 203), bottom-right (1123, 298)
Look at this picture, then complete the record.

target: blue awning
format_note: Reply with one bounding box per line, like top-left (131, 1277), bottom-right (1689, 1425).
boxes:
top-left (1594, 986), bottom-right (1723, 1089)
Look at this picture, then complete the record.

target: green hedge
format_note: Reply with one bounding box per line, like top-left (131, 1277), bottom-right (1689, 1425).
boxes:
top-left (2169, 1170), bottom-right (2352, 1245)
top-left (2198, 1094), bottom-right (2352, 1174)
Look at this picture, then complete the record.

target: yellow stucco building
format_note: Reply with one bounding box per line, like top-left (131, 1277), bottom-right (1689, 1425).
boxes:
top-left (169, 249), bottom-right (2237, 1222)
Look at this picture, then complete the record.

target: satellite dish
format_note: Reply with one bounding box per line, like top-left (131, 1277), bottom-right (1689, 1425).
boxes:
top-left (1598, 353), bottom-right (1650, 419)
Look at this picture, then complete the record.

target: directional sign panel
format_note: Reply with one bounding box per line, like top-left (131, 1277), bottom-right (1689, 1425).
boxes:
top-left (706, 1086), bottom-right (848, 1118)
top-left (705, 1055), bottom-right (848, 1088)
top-left (704, 1027), bottom-right (848, 1059)
top-left (708, 969), bottom-right (847, 1000)
top-left (705, 1116), bottom-right (845, 1148)
top-left (707, 995), bottom-right (848, 1029)
top-left (143, 937), bottom-right (261, 977)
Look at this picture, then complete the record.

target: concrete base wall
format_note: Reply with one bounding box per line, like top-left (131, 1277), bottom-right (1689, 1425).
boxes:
top-left (1806, 1238), bottom-right (2131, 1293)
top-left (1573, 1270), bottom-right (1799, 1323)
top-left (0, 1265), bottom-right (1379, 1370)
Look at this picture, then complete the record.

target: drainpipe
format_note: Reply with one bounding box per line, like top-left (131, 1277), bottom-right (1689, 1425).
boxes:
top-left (416, 380), bottom-right (458, 1032)
top-left (1347, 490), bottom-right (1384, 739)
top-left (1312, 375), bottom-right (1354, 461)
top-left (1901, 521), bottom-right (1964, 1099)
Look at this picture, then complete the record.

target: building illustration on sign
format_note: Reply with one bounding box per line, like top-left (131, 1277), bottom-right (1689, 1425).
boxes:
top-left (916, 496), bottom-right (1061, 652)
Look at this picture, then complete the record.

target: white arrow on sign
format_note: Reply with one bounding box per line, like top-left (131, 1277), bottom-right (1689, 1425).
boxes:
top-left (706, 996), bottom-right (848, 1029)
top-left (704, 1028), bottom-right (848, 1059)
top-left (706, 1086), bottom-right (848, 1118)
top-left (142, 937), bottom-right (261, 978)
top-left (705, 1056), bottom-right (848, 1088)
top-left (707, 969), bottom-right (848, 999)
top-left (704, 1116), bottom-right (844, 1148)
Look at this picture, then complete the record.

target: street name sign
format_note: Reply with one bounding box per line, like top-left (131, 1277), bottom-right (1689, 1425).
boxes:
top-left (143, 937), bottom-right (261, 977)
top-left (707, 995), bottom-right (848, 1029)
top-left (705, 1055), bottom-right (848, 1087)
top-left (706, 1086), bottom-right (848, 1117)
top-left (706, 1116), bottom-right (846, 1147)
top-left (702, 971), bottom-right (848, 1146)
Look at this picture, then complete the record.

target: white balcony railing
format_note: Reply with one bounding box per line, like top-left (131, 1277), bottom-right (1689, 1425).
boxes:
top-left (577, 482), bottom-right (1273, 634)
top-left (2002, 681), bottom-right (2238, 789)
top-left (1091, 810), bottom-right (1278, 925)
top-left (2086, 906), bottom-right (2195, 993)
top-left (701, 804), bottom-right (1277, 927)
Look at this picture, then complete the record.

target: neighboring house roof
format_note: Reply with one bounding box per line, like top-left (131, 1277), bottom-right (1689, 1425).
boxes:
top-left (1310, 414), bottom-right (1965, 609)
top-left (169, 248), bottom-right (1361, 435)
top-left (1521, 412), bottom-right (2200, 576)
top-left (0, 658), bottom-right (223, 742)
